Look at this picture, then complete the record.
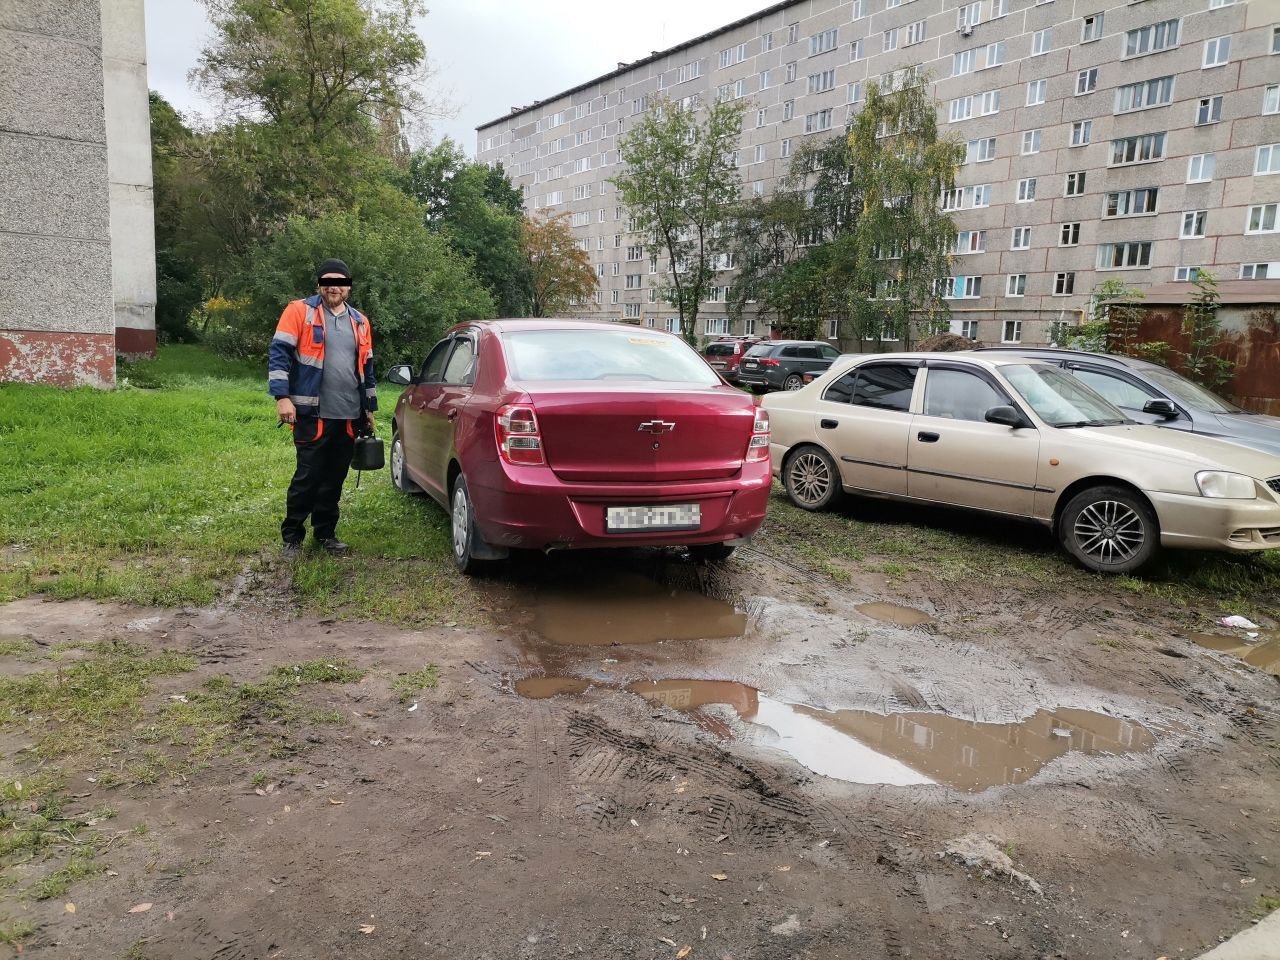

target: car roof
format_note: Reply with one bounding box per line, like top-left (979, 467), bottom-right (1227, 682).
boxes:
top-left (828, 351), bottom-right (1065, 372)
top-left (974, 346), bottom-right (1163, 371)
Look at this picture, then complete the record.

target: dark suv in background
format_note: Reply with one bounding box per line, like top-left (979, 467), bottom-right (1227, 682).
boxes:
top-left (737, 341), bottom-right (842, 392)
top-left (701, 336), bottom-right (761, 384)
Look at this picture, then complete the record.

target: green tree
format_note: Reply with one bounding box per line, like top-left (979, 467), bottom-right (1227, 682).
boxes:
top-left (227, 211), bottom-right (495, 365)
top-left (521, 212), bottom-right (598, 317)
top-left (839, 72), bottom-right (963, 348)
top-left (1181, 270), bottom-right (1230, 391)
top-left (612, 95), bottom-right (746, 343)
top-left (403, 140), bottom-right (529, 315)
top-left (150, 93), bottom-right (205, 341)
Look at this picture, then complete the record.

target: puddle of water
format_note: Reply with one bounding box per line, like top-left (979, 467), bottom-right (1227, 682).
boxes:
top-left (1190, 633), bottom-right (1280, 676)
top-left (610, 678), bottom-right (1154, 792)
top-left (855, 602), bottom-right (932, 627)
top-left (513, 676), bottom-right (594, 699)
top-left (529, 571), bottom-right (747, 646)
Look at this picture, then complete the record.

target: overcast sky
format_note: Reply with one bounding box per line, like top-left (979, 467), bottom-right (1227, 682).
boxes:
top-left (144, 0), bottom-right (761, 154)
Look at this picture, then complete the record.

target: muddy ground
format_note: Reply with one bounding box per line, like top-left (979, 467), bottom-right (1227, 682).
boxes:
top-left (2, 511), bottom-right (1279, 959)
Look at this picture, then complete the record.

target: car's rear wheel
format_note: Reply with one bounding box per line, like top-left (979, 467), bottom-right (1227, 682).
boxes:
top-left (390, 429), bottom-right (421, 494)
top-left (450, 476), bottom-right (487, 575)
top-left (783, 373), bottom-right (804, 391)
top-left (1058, 485), bottom-right (1158, 574)
top-left (689, 543), bottom-right (736, 562)
top-left (783, 445), bottom-right (842, 511)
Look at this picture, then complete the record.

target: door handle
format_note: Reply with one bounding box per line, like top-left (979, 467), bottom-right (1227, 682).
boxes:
top-left (917, 431), bottom-right (940, 443)
top-left (820, 419), bottom-right (838, 430)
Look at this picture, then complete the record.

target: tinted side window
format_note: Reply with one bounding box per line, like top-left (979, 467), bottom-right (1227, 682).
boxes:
top-left (795, 346), bottom-right (821, 359)
top-left (850, 364), bottom-right (917, 412)
top-left (442, 338), bottom-right (476, 385)
top-left (923, 368), bottom-right (1006, 422)
top-left (779, 346), bottom-right (800, 358)
top-left (421, 339), bottom-right (452, 383)
top-left (705, 343), bottom-right (734, 357)
top-left (820, 345), bottom-right (840, 360)
top-left (822, 371), bottom-right (858, 404)
top-left (1071, 368), bottom-right (1156, 408)
top-left (745, 345), bottom-right (773, 358)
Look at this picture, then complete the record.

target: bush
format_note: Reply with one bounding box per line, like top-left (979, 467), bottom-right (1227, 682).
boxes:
top-left (227, 211), bottom-right (495, 368)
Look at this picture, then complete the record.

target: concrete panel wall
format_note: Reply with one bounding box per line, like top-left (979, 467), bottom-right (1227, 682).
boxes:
top-left (0, 0), bottom-right (115, 386)
top-left (101, 0), bottom-right (156, 355)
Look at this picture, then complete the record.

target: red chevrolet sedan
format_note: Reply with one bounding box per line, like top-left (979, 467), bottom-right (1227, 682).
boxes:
top-left (384, 320), bottom-right (772, 573)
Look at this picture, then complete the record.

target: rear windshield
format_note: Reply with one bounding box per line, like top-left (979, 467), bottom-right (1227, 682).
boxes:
top-left (503, 329), bottom-right (720, 385)
top-left (704, 342), bottom-right (735, 357)
top-left (744, 344), bottom-right (776, 358)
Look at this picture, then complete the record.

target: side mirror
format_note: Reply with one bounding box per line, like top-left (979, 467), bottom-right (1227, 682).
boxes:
top-left (386, 364), bottom-right (413, 386)
top-left (1142, 398), bottom-right (1178, 420)
top-left (985, 405), bottom-right (1024, 428)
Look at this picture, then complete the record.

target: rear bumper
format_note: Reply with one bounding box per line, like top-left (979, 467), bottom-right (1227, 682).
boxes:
top-left (466, 456), bottom-right (772, 551)
top-left (736, 372), bottom-right (779, 389)
top-left (1149, 490), bottom-right (1280, 552)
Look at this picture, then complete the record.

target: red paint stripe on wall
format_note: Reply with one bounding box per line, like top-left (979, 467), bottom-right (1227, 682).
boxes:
top-left (0, 331), bottom-right (116, 388)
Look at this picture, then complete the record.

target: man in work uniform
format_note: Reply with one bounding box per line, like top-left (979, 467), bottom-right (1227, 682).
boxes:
top-left (268, 258), bottom-right (378, 557)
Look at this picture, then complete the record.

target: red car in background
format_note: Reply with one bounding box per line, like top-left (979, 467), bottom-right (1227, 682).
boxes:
top-left (701, 336), bottom-right (761, 384)
top-left (384, 320), bottom-right (772, 573)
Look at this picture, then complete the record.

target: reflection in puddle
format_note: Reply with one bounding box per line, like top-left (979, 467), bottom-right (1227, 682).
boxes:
top-left (514, 676), bottom-right (593, 699)
top-left (1190, 633), bottom-right (1280, 676)
top-left (616, 679), bottom-right (1154, 791)
top-left (855, 602), bottom-right (932, 627)
top-left (529, 571), bottom-right (747, 646)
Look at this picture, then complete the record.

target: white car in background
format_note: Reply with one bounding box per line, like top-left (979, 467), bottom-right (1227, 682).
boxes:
top-left (764, 353), bottom-right (1280, 574)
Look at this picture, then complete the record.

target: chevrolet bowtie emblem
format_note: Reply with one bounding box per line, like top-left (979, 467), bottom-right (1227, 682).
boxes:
top-left (637, 420), bottom-right (676, 434)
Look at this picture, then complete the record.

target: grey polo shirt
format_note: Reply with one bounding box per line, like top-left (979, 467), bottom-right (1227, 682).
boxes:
top-left (317, 305), bottom-right (363, 420)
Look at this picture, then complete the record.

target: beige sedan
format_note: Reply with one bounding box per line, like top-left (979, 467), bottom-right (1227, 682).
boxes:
top-left (764, 353), bottom-right (1280, 573)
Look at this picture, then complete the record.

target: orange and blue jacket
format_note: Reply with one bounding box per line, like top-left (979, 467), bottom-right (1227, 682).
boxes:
top-left (268, 295), bottom-right (378, 419)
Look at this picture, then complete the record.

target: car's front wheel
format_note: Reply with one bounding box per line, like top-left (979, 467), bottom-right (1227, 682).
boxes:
top-left (1058, 485), bottom-right (1158, 574)
top-left (783, 445), bottom-right (843, 511)
top-left (450, 476), bottom-right (487, 575)
top-left (390, 429), bottom-right (421, 494)
top-left (783, 373), bottom-right (804, 391)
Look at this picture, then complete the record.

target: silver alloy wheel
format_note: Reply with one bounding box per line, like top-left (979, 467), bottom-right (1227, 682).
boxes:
top-left (784, 375), bottom-right (803, 391)
top-left (789, 452), bottom-right (832, 506)
top-left (1072, 499), bottom-right (1144, 565)
top-left (451, 486), bottom-right (469, 558)
top-left (391, 437), bottom-right (405, 487)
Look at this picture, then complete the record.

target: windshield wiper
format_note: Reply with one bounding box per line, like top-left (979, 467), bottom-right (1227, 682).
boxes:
top-left (1055, 418), bottom-right (1129, 428)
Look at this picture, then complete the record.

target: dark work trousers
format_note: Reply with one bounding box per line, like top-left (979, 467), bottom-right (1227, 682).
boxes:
top-left (281, 418), bottom-right (356, 544)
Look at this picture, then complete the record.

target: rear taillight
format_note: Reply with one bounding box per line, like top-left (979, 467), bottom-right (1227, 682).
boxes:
top-left (495, 403), bottom-right (545, 465)
top-left (758, 357), bottom-right (780, 367)
top-left (746, 408), bottom-right (770, 462)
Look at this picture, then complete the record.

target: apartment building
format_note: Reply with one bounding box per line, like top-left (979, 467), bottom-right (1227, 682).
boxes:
top-left (476, 0), bottom-right (1280, 346)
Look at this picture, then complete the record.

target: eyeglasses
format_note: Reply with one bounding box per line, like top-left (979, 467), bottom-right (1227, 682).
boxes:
top-left (319, 278), bottom-right (352, 288)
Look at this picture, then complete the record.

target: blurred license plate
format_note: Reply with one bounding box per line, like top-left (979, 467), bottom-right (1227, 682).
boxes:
top-left (607, 504), bottom-right (701, 532)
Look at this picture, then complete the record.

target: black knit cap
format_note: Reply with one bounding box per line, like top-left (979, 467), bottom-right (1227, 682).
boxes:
top-left (315, 258), bottom-right (352, 281)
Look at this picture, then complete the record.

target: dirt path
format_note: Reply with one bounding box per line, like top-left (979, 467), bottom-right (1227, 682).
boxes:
top-left (2, 541), bottom-right (1278, 960)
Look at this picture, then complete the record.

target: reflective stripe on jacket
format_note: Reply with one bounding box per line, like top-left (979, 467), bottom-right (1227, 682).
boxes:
top-left (267, 294), bottom-right (378, 417)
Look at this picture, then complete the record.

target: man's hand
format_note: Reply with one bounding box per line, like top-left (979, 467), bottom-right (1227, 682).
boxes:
top-left (276, 397), bottom-right (297, 425)
top-left (364, 412), bottom-right (375, 433)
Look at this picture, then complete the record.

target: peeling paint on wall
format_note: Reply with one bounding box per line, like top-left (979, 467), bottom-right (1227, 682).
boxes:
top-left (0, 332), bottom-right (116, 388)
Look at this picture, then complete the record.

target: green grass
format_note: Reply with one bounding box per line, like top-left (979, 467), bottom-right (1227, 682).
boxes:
top-left (391, 665), bottom-right (439, 704)
top-left (762, 488), bottom-right (1280, 623)
top-left (0, 345), bottom-right (463, 621)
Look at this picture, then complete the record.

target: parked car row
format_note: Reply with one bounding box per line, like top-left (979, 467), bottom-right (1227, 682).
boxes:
top-left (384, 319), bottom-right (1280, 577)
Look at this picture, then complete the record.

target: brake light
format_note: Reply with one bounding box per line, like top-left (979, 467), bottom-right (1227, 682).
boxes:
top-left (746, 408), bottom-right (770, 462)
top-left (757, 357), bottom-right (780, 367)
top-left (495, 403), bottom-right (545, 465)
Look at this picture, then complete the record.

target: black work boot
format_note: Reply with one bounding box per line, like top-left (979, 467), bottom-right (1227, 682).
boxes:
top-left (319, 537), bottom-right (350, 556)
top-left (282, 541), bottom-right (303, 559)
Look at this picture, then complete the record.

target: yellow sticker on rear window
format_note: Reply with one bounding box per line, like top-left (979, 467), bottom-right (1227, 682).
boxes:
top-left (627, 338), bottom-right (670, 347)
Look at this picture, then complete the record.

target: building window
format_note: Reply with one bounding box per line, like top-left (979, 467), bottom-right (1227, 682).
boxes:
top-left (1180, 210), bottom-right (1207, 238)
top-left (610, 290), bottom-right (619, 304)
top-left (966, 137), bottom-right (996, 163)
top-left (804, 109), bottom-right (833, 134)
top-left (1187, 153), bottom-right (1215, 182)
top-left (1021, 130), bottom-right (1042, 155)
top-left (1208, 0), bottom-right (1234, 6)
top-left (961, 319), bottom-right (980, 339)
top-left (1071, 120), bottom-right (1092, 146)
top-left (1098, 241), bottom-right (1153, 269)
top-left (1246, 203), bottom-right (1279, 234)
top-left (1032, 29), bottom-right (1052, 55)
top-left (1076, 69), bottom-right (1098, 95)
top-left (625, 273), bottom-right (642, 289)
top-left (754, 144), bottom-right (766, 163)
top-left (1054, 272), bottom-right (1076, 295)
top-left (957, 2), bottom-right (981, 30)
top-left (947, 276), bottom-right (983, 299)
top-left (809, 28), bottom-right (838, 56)
top-left (1125, 19), bottom-right (1180, 58)
top-left (954, 49), bottom-right (976, 75)
top-left (954, 229), bottom-right (987, 254)
top-left (827, 318), bottom-right (839, 340)
top-left (1105, 187), bottom-right (1158, 217)
top-left (1172, 266), bottom-right (1201, 282)
top-left (611, 262), bottom-right (620, 276)
top-left (626, 245), bottom-right (644, 261)
top-left (1065, 171), bottom-right (1086, 196)
top-left (1195, 96), bottom-right (1223, 125)
top-left (1255, 144), bottom-right (1280, 175)
top-left (1016, 178), bottom-right (1037, 202)
top-left (1060, 222), bottom-right (1081, 246)
top-left (1111, 132), bottom-right (1166, 166)
top-left (623, 303), bottom-right (642, 319)
top-left (1011, 226), bottom-right (1031, 249)
top-left (1006, 274), bottom-right (1026, 297)
top-left (705, 317), bottom-right (731, 335)
top-left (1273, 26), bottom-right (1280, 53)
top-left (807, 69), bottom-right (836, 94)
top-left (781, 138), bottom-right (791, 158)
top-left (1002, 319), bottom-right (1023, 342)
top-left (991, 0), bottom-right (1008, 16)
top-left (1265, 85), bottom-right (1280, 115)
top-left (757, 108), bottom-right (766, 128)
top-left (850, 39), bottom-right (863, 61)
top-left (883, 29), bottom-right (897, 52)
top-left (1240, 263), bottom-right (1276, 280)
top-left (762, 31), bottom-right (774, 52)
top-left (1203, 36), bottom-right (1230, 67)
top-left (984, 42), bottom-right (1005, 67)
top-left (1081, 14), bottom-right (1103, 43)
top-left (851, 0), bottom-right (866, 19)
top-left (1027, 80), bottom-right (1047, 106)
top-left (783, 99), bottom-right (795, 120)
top-left (905, 20), bottom-right (927, 46)
top-left (848, 82), bottom-right (863, 104)
top-left (785, 61), bottom-right (797, 83)
top-left (1116, 76), bottom-right (1174, 112)
top-left (787, 22), bottom-right (798, 44)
